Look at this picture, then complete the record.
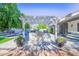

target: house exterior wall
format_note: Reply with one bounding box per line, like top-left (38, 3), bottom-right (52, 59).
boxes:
top-left (68, 19), bottom-right (79, 32)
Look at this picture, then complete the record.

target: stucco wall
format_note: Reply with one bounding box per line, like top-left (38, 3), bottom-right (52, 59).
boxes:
top-left (68, 19), bottom-right (79, 32)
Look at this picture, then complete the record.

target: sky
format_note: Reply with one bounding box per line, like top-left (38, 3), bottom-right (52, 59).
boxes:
top-left (17, 3), bottom-right (79, 17)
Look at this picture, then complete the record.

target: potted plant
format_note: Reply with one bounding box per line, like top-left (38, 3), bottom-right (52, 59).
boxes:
top-left (56, 37), bottom-right (66, 47)
top-left (16, 35), bottom-right (24, 47)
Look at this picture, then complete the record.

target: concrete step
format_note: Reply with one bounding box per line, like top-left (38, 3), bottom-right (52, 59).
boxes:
top-left (67, 34), bottom-right (79, 38)
top-left (66, 33), bottom-right (79, 41)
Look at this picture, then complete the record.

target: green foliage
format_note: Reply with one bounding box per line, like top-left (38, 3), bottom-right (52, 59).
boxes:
top-left (25, 22), bottom-right (30, 29)
top-left (48, 27), bottom-right (55, 34)
top-left (16, 35), bottom-right (24, 41)
top-left (37, 23), bottom-right (48, 30)
top-left (0, 3), bottom-right (22, 31)
top-left (56, 37), bottom-right (66, 43)
top-left (16, 35), bottom-right (24, 47)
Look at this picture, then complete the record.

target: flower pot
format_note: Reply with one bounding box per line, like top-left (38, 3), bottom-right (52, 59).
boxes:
top-left (16, 40), bottom-right (23, 47)
top-left (57, 43), bottom-right (64, 47)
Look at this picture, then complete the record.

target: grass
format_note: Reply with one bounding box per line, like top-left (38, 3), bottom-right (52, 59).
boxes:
top-left (0, 37), bottom-right (13, 44)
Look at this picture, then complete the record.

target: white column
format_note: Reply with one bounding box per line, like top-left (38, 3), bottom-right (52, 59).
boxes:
top-left (55, 20), bottom-right (57, 39)
top-left (53, 17), bottom-right (59, 39)
top-left (22, 20), bottom-right (26, 39)
top-left (19, 16), bottom-right (26, 39)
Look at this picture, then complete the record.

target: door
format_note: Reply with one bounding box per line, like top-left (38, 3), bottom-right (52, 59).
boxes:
top-left (60, 23), bottom-right (68, 35)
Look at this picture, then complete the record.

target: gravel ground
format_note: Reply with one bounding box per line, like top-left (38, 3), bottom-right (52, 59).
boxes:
top-left (0, 49), bottom-right (79, 56)
top-left (0, 32), bottom-right (79, 56)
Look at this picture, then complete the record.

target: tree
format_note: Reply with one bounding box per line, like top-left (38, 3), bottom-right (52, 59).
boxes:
top-left (37, 23), bottom-right (48, 30)
top-left (0, 3), bottom-right (22, 31)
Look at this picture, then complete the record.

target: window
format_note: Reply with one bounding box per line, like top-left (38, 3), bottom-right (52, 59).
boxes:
top-left (77, 23), bottom-right (79, 32)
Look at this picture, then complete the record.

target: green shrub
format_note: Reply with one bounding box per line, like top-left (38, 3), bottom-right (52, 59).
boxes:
top-left (25, 22), bottom-right (30, 30)
top-left (16, 35), bottom-right (24, 41)
top-left (56, 37), bottom-right (66, 43)
top-left (56, 37), bottom-right (66, 47)
top-left (48, 27), bottom-right (55, 34)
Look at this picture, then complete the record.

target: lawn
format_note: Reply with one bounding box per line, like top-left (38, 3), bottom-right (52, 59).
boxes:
top-left (0, 37), bottom-right (13, 44)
